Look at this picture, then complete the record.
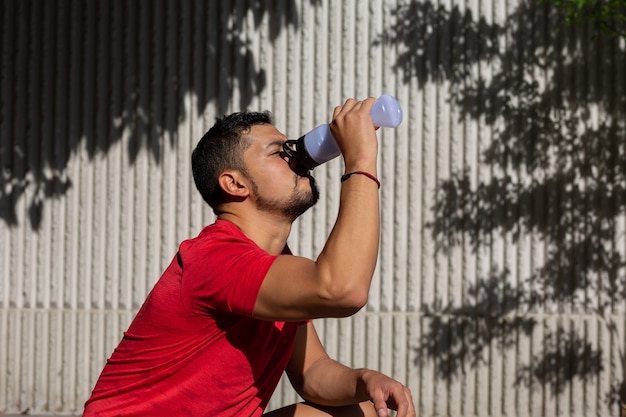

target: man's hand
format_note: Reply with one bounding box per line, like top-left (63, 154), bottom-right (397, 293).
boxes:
top-left (359, 370), bottom-right (416, 417)
top-left (286, 324), bottom-right (415, 416)
top-left (329, 97), bottom-right (379, 173)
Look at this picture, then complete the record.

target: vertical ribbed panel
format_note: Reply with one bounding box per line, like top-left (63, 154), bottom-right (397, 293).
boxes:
top-left (1, 0), bottom-right (625, 415)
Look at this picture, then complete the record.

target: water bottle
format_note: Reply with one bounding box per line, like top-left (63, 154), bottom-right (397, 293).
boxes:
top-left (282, 94), bottom-right (403, 171)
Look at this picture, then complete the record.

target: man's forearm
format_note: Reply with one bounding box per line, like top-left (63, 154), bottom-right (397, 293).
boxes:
top-left (314, 173), bottom-right (380, 307)
top-left (295, 357), bottom-right (370, 406)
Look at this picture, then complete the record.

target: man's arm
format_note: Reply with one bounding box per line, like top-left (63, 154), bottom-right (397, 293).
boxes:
top-left (254, 98), bottom-right (381, 321)
top-left (285, 322), bottom-right (415, 417)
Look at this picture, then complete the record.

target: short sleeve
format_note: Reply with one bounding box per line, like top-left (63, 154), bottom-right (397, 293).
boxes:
top-left (179, 223), bottom-right (278, 317)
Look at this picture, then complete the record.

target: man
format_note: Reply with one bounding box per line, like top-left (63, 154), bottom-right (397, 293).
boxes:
top-left (83, 98), bottom-right (415, 417)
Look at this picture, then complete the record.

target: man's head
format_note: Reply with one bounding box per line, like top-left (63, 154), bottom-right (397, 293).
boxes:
top-left (192, 111), bottom-right (271, 213)
top-left (192, 111), bottom-right (319, 219)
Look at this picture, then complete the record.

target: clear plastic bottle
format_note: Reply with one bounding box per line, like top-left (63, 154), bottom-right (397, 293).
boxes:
top-left (283, 94), bottom-right (403, 171)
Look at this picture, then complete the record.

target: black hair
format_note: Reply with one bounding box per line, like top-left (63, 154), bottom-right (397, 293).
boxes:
top-left (191, 111), bottom-right (273, 213)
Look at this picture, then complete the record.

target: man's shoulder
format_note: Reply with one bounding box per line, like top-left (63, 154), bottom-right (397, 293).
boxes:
top-left (180, 219), bottom-right (259, 257)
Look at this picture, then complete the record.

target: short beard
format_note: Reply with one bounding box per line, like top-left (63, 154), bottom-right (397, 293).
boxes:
top-left (253, 175), bottom-right (319, 221)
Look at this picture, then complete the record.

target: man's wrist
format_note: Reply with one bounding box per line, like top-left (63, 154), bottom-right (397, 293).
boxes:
top-left (341, 171), bottom-right (380, 188)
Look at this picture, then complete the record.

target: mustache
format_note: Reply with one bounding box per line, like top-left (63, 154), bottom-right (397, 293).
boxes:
top-left (283, 151), bottom-right (320, 203)
top-left (293, 171), bottom-right (320, 203)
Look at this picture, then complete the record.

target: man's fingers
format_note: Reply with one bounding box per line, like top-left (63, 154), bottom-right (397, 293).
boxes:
top-left (394, 387), bottom-right (416, 417)
top-left (360, 96), bottom-right (377, 115)
top-left (333, 96), bottom-right (379, 122)
top-left (372, 386), bottom-right (415, 417)
top-left (371, 397), bottom-right (389, 417)
top-left (332, 98), bottom-right (358, 119)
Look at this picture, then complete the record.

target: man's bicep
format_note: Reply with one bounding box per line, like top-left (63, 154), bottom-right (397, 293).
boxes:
top-left (254, 254), bottom-right (364, 321)
top-left (252, 255), bottom-right (325, 321)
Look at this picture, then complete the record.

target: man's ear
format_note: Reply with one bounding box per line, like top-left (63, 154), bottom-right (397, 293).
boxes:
top-left (217, 171), bottom-right (250, 199)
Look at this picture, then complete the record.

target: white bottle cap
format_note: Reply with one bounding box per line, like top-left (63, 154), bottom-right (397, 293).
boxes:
top-left (370, 94), bottom-right (403, 128)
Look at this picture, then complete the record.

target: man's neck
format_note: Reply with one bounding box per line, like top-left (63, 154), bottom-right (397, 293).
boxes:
top-left (217, 210), bottom-right (292, 255)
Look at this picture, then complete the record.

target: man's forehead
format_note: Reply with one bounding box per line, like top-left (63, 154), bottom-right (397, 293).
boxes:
top-left (244, 124), bottom-right (287, 146)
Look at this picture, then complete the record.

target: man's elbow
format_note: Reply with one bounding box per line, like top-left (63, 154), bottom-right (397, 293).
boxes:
top-left (322, 284), bottom-right (369, 316)
top-left (342, 290), bottom-right (369, 313)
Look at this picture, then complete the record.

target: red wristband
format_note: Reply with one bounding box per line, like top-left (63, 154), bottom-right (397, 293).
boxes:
top-left (340, 171), bottom-right (381, 189)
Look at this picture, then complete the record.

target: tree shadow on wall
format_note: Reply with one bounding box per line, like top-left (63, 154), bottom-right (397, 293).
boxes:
top-left (0, 0), bottom-right (318, 228)
top-left (383, 0), bottom-right (626, 411)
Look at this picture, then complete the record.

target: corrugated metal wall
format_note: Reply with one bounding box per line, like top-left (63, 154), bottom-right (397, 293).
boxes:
top-left (1, 0), bottom-right (625, 416)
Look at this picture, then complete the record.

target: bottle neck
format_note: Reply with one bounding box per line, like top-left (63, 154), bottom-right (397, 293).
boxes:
top-left (282, 136), bottom-right (321, 173)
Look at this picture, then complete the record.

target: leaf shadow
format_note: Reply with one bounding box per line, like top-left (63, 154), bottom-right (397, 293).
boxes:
top-left (0, 0), bottom-right (319, 228)
top-left (381, 0), bottom-right (626, 407)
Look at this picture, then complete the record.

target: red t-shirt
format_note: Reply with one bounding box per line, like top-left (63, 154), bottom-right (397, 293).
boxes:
top-left (83, 220), bottom-right (302, 417)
